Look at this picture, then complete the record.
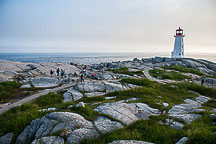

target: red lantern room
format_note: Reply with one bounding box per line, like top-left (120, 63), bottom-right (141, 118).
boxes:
top-left (175, 27), bottom-right (184, 36)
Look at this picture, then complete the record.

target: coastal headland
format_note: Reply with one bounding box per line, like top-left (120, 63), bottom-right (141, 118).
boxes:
top-left (0, 57), bottom-right (216, 144)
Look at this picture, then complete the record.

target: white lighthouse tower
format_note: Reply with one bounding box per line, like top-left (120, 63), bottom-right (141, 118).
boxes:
top-left (171, 27), bottom-right (185, 58)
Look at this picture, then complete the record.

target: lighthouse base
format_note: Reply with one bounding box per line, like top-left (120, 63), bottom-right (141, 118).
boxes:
top-left (171, 52), bottom-right (184, 58)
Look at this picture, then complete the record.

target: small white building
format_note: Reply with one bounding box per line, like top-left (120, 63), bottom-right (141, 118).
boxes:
top-left (171, 27), bottom-right (185, 58)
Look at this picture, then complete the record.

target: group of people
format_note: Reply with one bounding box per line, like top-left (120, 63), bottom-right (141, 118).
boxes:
top-left (49, 65), bottom-right (97, 83)
top-left (50, 68), bottom-right (66, 78)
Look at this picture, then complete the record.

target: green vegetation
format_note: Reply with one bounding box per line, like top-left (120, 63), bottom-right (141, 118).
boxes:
top-left (1, 78), bottom-right (216, 143)
top-left (164, 65), bottom-right (204, 76)
top-left (149, 69), bottom-right (191, 80)
top-left (82, 117), bottom-right (185, 144)
top-left (107, 67), bottom-right (144, 76)
top-left (0, 81), bottom-right (40, 103)
top-left (120, 78), bottom-right (155, 86)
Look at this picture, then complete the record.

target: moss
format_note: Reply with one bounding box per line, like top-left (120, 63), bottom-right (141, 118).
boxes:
top-left (120, 78), bottom-right (155, 86)
top-left (107, 67), bottom-right (144, 76)
top-left (164, 65), bottom-right (204, 76)
top-left (149, 69), bottom-right (191, 80)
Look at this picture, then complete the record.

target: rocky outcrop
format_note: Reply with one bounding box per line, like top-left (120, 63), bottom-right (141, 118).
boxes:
top-left (94, 102), bottom-right (160, 125)
top-left (16, 112), bottom-right (94, 144)
top-left (0, 132), bottom-right (14, 144)
top-left (175, 137), bottom-right (189, 144)
top-left (74, 81), bottom-right (105, 92)
top-left (108, 140), bottom-right (154, 144)
top-left (67, 128), bottom-right (99, 144)
top-left (94, 116), bottom-right (124, 134)
top-left (63, 88), bottom-right (83, 102)
top-left (31, 136), bottom-right (64, 144)
top-left (168, 95), bottom-right (211, 124)
top-left (29, 77), bottom-right (61, 88)
top-left (0, 60), bottom-right (80, 82)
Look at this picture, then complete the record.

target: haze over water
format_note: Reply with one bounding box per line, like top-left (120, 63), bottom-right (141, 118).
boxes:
top-left (0, 52), bottom-right (215, 65)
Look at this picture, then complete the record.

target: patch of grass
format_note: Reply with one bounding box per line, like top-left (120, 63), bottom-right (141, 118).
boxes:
top-left (107, 67), bottom-right (144, 76)
top-left (0, 81), bottom-right (40, 103)
top-left (164, 65), bottom-right (204, 76)
top-left (177, 82), bottom-right (216, 99)
top-left (0, 92), bottom-right (63, 138)
top-left (185, 111), bottom-right (216, 144)
top-left (33, 92), bottom-right (63, 107)
top-left (149, 69), bottom-right (191, 80)
top-left (82, 117), bottom-right (185, 144)
top-left (120, 78), bottom-right (155, 86)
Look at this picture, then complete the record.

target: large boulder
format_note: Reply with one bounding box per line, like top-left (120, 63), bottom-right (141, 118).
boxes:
top-left (74, 81), bottom-right (105, 92)
top-left (168, 96), bottom-right (211, 124)
top-left (94, 102), bottom-right (160, 125)
top-left (94, 116), bottom-right (124, 134)
top-left (63, 88), bottom-right (84, 102)
top-left (153, 57), bottom-right (163, 63)
top-left (31, 136), bottom-right (64, 144)
top-left (0, 132), bottom-right (14, 144)
top-left (67, 128), bottom-right (99, 144)
top-left (30, 77), bottom-right (61, 88)
top-left (16, 112), bottom-right (94, 144)
top-left (204, 78), bottom-right (216, 84)
top-left (181, 59), bottom-right (205, 68)
top-left (103, 81), bottom-right (125, 93)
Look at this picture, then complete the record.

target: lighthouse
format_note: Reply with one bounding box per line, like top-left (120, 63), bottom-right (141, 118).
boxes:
top-left (171, 27), bottom-right (185, 58)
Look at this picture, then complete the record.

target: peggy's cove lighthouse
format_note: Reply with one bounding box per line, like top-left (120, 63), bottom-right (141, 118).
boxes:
top-left (171, 27), bottom-right (185, 58)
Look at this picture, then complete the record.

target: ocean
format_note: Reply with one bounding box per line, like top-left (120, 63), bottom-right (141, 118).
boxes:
top-left (0, 52), bottom-right (215, 65)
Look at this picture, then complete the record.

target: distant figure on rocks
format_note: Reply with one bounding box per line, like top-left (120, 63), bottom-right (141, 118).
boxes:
top-left (60, 69), bottom-right (65, 78)
top-left (201, 78), bottom-right (205, 85)
top-left (80, 73), bottom-right (84, 84)
top-left (56, 68), bottom-right (60, 76)
top-left (84, 65), bottom-right (87, 70)
top-left (50, 70), bottom-right (54, 77)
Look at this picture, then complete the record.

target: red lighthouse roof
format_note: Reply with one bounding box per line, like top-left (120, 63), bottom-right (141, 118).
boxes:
top-left (175, 27), bottom-right (184, 36)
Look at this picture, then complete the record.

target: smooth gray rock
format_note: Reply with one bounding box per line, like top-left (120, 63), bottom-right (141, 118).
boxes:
top-left (85, 92), bottom-right (105, 97)
top-left (67, 128), bottom-right (99, 144)
top-left (0, 132), bottom-right (14, 144)
top-left (168, 95), bottom-right (210, 124)
top-left (164, 57), bottom-right (173, 62)
top-left (16, 118), bottom-right (42, 144)
top-left (31, 136), bottom-right (64, 144)
top-left (176, 137), bottom-right (189, 144)
top-left (195, 95), bottom-right (211, 104)
top-left (16, 112), bottom-right (94, 144)
top-left (153, 57), bottom-right (163, 63)
top-left (30, 77), bottom-right (61, 88)
top-left (94, 116), bottom-right (124, 134)
top-left (169, 61), bottom-right (183, 66)
top-left (67, 88), bottom-right (83, 101)
top-left (210, 114), bottom-right (216, 120)
top-left (170, 121), bottom-right (185, 130)
top-left (103, 81), bottom-right (124, 93)
top-left (63, 92), bottom-right (73, 103)
top-left (108, 140), bottom-right (154, 144)
top-left (204, 78), bottom-right (216, 84)
top-left (74, 81), bottom-right (105, 92)
top-left (95, 102), bottom-right (160, 125)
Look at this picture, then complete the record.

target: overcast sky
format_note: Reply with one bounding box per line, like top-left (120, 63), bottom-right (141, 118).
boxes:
top-left (0, 0), bottom-right (215, 53)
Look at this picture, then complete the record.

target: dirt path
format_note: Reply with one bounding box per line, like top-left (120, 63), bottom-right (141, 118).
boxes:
top-left (143, 67), bottom-right (177, 84)
top-left (0, 82), bottom-right (76, 115)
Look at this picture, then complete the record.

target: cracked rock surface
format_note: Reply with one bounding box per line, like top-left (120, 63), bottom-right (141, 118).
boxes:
top-left (15, 112), bottom-right (94, 144)
top-left (94, 116), bottom-right (124, 134)
top-left (168, 95), bottom-right (211, 124)
top-left (94, 102), bottom-right (160, 125)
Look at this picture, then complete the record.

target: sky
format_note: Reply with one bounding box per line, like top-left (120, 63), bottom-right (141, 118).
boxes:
top-left (0, 0), bottom-right (215, 53)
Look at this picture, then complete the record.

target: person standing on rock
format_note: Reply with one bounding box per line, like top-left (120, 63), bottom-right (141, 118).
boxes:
top-left (50, 70), bottom-right (54, 77)
top-left (56, 68), bottom-right (60, 77)
top-left (80, 73), bottom-right (84, 84)
top-left (201, 78), bottom-right (205, 85)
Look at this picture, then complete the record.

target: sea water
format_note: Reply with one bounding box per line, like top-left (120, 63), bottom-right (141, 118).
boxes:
top-left (0, 52), bottom-right (215, 65)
